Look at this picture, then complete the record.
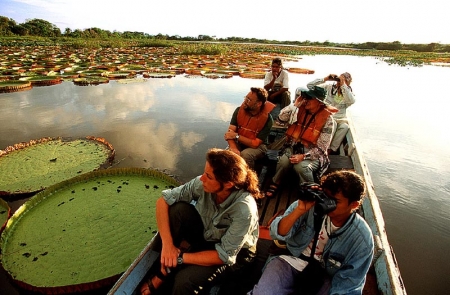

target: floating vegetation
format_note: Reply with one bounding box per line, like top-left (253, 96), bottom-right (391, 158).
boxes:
top-left (287, 67), bottom-right (315, 74)
top-left (0, 168), bottom-right (180, 294)
top-left (203, 72), bottom-right (233, 79)
top-left (19, 76), bottom-right (62, 86)
top-left (0, 80), bottom-right (32, 93)
top-left (239, 71), bottom-right (266, 79)
top-left (0, 136), bottom-right (115, 196)
top-left (116, 78), bottom-right (148, 84)
top-left (2, 40), bottom-right (445, 94)
top-left (0, 198), bottom-right (11, 234)
top-left (73, 77), bottom-right (109, 86)
top-left (106, 71), bottom-right (135, 79)
top-left (143, 72), bottom-right (176, 78)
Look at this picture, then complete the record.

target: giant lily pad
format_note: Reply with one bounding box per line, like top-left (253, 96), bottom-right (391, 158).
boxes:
top-left (0, 167), bottom-right (180, 294)
top-left (0, 198), bottom-right (11, 234)
top-left (19, 76), bottom-right (62, 86)
top-left (0, 137), bottom-right (115, 196)
top-left (73, 76), bottom-right (109, 86)
top-left (0, 80), bottom-right (32, 93)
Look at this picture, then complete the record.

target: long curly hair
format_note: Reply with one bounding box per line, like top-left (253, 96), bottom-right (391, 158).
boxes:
top-left (206, 148), bottom-right (262, 199)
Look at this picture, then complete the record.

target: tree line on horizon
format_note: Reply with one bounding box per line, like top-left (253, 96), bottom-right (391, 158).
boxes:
top-left (1, 16), bottom-right (449, 53)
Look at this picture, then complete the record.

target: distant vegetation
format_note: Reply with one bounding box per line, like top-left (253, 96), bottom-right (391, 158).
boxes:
top-left (1, 16), bottom-right (450, 67)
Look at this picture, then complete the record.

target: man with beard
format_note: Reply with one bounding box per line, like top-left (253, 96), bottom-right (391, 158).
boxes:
top-left (224, 87), bottom-right (274, 169)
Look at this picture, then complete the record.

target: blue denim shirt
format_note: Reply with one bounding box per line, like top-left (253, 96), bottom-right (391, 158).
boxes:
top-left (270, 200), bottom-right (374, 295)
top-left (162, 176), bottom-right (259, 265)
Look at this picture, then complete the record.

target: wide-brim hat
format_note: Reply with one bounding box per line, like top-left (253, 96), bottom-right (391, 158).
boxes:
top-left (296, 86), bottom-right (328, 104)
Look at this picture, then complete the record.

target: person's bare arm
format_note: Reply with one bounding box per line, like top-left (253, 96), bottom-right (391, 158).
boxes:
top-left (182, 250), bottom-right (223, 266)
top-left (224, 127), bottom-right (263, 149)
top-left (156, 197), bottom-right (180, 269)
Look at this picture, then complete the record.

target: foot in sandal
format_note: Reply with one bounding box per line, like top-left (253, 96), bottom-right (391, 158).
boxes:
top-left (265, 183), bottom-right (279, 198)
top-left (140, 270), bottom-right (165, 295)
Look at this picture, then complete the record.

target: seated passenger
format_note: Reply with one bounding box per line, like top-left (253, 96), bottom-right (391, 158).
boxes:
top-left (250, 170), bottom-right (374, 295)
top-left (307, 72), bottom-right (355, 155)
top-left (140, 148), bottom-right (261, 295)
top-left (265, 86), bottom-right (336, 198)
top-left (224, 87), bottom-right (274, 169)
top-left (264, 57), bottom-right (291, 118)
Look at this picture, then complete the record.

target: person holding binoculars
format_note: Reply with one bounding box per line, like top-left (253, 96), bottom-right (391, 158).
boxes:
top-left (307, 72), bottom-right (355, 155)
top-left (249, 170), bottom-right (374, 295)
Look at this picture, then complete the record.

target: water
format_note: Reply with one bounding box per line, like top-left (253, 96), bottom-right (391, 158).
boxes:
top-left (1, 55), bottom-right (450, 294)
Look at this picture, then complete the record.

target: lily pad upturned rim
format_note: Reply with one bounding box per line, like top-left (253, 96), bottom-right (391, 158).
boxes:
top-left (1, 167), bottom-right (180, 294)
top-left (0, 80), bottom-right (33, 93)
top-left (18, 76), bottom-right (63, 86)
top-left (0, 198), bottom-right (11, 235)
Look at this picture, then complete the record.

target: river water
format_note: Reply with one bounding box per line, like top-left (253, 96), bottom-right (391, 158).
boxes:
top-left (1, 55), bottom-right (449, 294)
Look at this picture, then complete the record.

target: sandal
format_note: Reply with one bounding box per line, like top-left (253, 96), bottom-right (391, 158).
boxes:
top-left (265, 183), bottom-right (279, 198)
top-left (140, 270), bottom-right (165, 295)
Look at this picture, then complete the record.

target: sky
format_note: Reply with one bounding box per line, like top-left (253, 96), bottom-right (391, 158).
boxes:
top-left (1, 0), bottom-right (449, 44)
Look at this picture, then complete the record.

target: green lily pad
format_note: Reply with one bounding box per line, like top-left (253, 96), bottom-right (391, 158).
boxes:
top-left (0, 198), bottom-right (11, 234)
top-left (0, 137), bottom-right (115, 196)
top-left (73, 76), bottom-right (109, 86)
top-left (0, 167), bottom-right (179, 294)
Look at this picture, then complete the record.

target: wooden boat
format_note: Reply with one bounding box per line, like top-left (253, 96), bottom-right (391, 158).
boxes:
top-left (108, 115), bottom-right (406, 295)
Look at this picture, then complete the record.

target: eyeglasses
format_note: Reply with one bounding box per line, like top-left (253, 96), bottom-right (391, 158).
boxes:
top-left (244, 96), bottom-right (255, 103)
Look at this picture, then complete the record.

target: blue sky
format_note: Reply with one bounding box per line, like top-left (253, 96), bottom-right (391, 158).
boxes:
top-left (1, 0), bottom-right (449, 44)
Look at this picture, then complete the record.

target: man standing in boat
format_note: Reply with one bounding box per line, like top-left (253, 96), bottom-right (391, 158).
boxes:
top-left (224, 87), bottom-right (274, 169)
top-left (265, 86), bottom-right (336, 198)
top-left (250, 170), bottom-right (374, 295)
top-left (264, 57), bottom-right (291, 117)
top-left (140, 148), bottom-right (261, 295)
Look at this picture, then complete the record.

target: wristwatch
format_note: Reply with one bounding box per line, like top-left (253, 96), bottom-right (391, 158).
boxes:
top-left (177, 254), bottom-right (184, 265)
top-left (235, 134), bottom-right (240, 140)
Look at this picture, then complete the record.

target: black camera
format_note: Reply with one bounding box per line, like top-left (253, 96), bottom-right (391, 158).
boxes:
top-left (328, 75), bottom-right (340, 82)
top-left (298, 182), bottom-right (337, 215)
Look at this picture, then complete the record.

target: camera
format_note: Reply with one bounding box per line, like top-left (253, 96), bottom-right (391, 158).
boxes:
top-left (328, 75), bottom-right (340, 82)
top-left (298, 182), bottom-right (337, 215)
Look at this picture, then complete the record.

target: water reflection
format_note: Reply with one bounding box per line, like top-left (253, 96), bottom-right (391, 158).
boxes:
top-left (1, 55), bottom-right (450, 295)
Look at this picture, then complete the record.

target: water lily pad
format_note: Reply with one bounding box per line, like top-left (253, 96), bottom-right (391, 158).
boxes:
top-left (203, 72), bottom-right (233, 79)
top-left (18, 76), bottom-right (62, 86)
top-left (143, 72), bottom-right (175, 78)
top-left (0, 136), bottom-right (115, 196)
top-left (0, 80), bottom-right (32, 93)
top-left (0, 167), bottom-right (179, 294)
top-left (116, 78), bottom-right (147, 84)
top-left (73, 77), bottom-right (109, 86)
top-left (287, 67), bottom-right (315, 74)
top-left (106, 71), bottom-right (135, 79)
top-left (239, 71), bottom-right (266, 79)
top-left (0, 198), bottom-right (11, 234)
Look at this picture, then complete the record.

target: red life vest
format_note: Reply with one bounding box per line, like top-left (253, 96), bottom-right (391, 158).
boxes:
top-left (237, 102), bottom-right (275, 140)
top-left (285, 105), bottom-right (332, 146)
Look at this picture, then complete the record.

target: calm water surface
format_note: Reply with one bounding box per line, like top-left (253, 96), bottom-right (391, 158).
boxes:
top-left (1, 55), bottom-right (449, 294)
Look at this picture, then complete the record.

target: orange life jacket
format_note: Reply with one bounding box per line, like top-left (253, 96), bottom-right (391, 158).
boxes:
top-left (285, 105), bottom-right (332, 146)
top-left (237, 102), bottom-right (275, 140)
